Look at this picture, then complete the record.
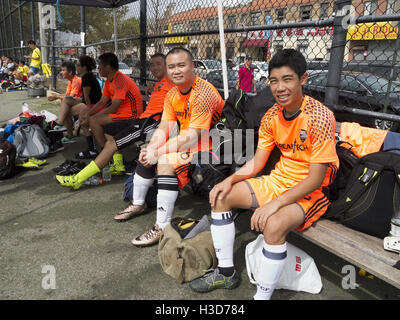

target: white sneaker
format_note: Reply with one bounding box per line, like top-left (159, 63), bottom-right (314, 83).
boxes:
top-left (383, 236), bottom-right (400, 253)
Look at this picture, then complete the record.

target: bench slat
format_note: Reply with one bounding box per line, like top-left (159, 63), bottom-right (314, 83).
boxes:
top-left (295, 219), bottom-right (400, 290)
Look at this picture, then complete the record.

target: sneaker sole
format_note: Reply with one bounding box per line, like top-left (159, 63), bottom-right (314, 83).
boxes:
top-left (131, 236), bottom-right (160, 247)
top-left (189, 279), bottom-right (239, 293)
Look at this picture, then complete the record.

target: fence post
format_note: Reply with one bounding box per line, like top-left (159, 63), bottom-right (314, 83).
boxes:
top-left (324, 0), bottom-right (352, 107)
top-left (80, 6), bottom-right (86, 55)
top-left (7, 0), bottom-right (16, 58)
top-left (139, 0), bottom-right (147, 86)
top-left (30, 1), bottom-right (35, 42)
top-left (1, 0), bottom-right (10, 57)
top-left (18, 1), bottom-right (23, 59)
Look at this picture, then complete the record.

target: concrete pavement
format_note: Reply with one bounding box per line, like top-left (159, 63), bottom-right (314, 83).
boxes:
top-left (0, 89), bottom-right (399, 301)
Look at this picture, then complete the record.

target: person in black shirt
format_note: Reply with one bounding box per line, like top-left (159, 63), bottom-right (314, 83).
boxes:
top-left (54, 55), bottom-right (102, 156)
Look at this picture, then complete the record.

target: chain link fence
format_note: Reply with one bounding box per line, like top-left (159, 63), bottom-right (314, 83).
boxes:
top-left (1, 0), bottom-right (400, 129)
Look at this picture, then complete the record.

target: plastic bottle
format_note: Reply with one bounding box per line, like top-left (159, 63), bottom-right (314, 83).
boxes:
top-left (83, 175), bottom-right (103, 186)
top-left (102, 165), bottom-right (111, 182)
top-left (390, 207), bottom-right (400, 236)
top-left (22, 102), bottom-right (30, 113)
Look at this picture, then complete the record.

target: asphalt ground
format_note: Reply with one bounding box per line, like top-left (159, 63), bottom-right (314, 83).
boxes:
top-left (0, 88), bottom-right (399, 305)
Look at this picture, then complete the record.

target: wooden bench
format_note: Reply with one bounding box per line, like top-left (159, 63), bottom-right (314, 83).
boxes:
top-left (294, 219), bottom-right (400, 289)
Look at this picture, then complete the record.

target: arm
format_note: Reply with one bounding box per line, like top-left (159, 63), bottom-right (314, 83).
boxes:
top-left (82, 86), bottom-right (92, 105)
top-left (209, 148), bottom-right (271, 207)
top-left (250, 162), bottom-right (328, 232)
top-left (79, 95), bottom-right (109, 126)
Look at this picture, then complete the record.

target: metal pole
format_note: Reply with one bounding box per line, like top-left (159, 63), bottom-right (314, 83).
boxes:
top-left (113, 8), bottom-right (118, 57)
top-left (7, 0), bottom-right (16, 58)
top-left (38, 2), bottom-right (47, 64)
top-left (324, 0), bottom-right (352, 107)
top-left (1, 0), bottom-right (10, 57)
top-left (30, 1), bottom-right (35, 41)
top-left (18, 0), bottom-right (23, 59)
top-left (217, 0), bottom-right (228, 100)
top-left (139, 0), bottom-right (147, 86)
top-left (80, 6), bottom-right (86, 55)
top-left (50, 27), bottom-right (56, 89)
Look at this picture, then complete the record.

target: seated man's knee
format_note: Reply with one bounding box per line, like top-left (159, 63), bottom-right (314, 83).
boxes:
top-left (263, 214), bottom-right (286, 244)
top-left (157, 154), bottom-right (175, 175)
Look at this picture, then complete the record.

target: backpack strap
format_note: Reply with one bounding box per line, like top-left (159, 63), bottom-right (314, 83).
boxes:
top-left (325, 164), bottom-right (383, 219)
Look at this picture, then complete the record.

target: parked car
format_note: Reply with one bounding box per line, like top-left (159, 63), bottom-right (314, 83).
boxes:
top-left (118, 62), bottom-right (132, 76)
top-left (122, 57), bottom-right (139, 68)
top-left (233, 62), bottom-right (268, 82)
top-left (193, 59), bottom-right (222, 78)
top-left (205, 69), bottom-right (266, 92)
top-left (303, 70), bottom-right (400, 131)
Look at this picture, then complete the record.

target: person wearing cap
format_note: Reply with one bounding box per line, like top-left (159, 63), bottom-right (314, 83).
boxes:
top-left (236, 55), bottom-right (256, 93)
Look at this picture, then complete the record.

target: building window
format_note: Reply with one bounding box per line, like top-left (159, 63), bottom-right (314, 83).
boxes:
top-left (274, 40), bottom-right (284, 53)
top-left (191, 47), bottom-right (198, 59)
top-left (364, 0), bottom-right (378, 15)
top-left (241, 13), bottom-right (249, 26)
top-left (189, 20), bottom-right (201, 31)
top-left (207, 17), bottom-right (217, 30)
top-left (227, 15), bottom-right (236, 28)
top-left (297, 40), bottom-right (309, 58)
top-left (386, 0), bottom-right (396, 14)
top-left (300, 5), bottom-right (313, 21)
top-left (320, 3), bottom-right (329, 19)
top-left (251, 11), bottom-right (261, 26)
top-left (276, 8), bottom-right (286, 22)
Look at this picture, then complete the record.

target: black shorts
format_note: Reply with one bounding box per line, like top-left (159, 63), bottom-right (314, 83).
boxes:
top-left (103, 118), bottom-right (158, 150)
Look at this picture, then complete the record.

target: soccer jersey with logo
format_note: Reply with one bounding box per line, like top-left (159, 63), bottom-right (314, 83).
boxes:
top-left (103, 71), bottom-right (143, 120)
top-left (140, 77), bottom-right (174, 119)
top-left (258, 95), bottom-right (339, 188)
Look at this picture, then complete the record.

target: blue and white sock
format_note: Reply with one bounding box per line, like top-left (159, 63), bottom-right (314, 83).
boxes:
top-left (254, 241), bottom-right (287, 300)
top-left (210, 211), bottom-right (235, 271)
top-left (156, 175), bottom-right (179, 230)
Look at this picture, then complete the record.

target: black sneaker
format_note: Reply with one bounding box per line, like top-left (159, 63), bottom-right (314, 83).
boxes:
top-left (57, 161), bottom-right (86, 176)
top-left (52, 160), bottom-right (76, 173)
top-left (189, 268), bottom-right (239, 293)
top-left (49, 142), bottom-right (65, 154)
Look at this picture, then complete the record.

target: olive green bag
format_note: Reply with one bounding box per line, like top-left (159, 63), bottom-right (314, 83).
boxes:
top-left (158, 216), bottom-right (217, 284)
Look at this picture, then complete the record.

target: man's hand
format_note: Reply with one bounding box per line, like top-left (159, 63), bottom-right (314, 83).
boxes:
top-left (250, 198), bottom-right (281, 232)
top-left (140, 146), bottom-right (158, 167)
top-left (209, 177), bottom-right (233, 208)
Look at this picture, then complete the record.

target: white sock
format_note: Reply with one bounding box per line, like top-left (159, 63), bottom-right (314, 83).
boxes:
top-left (156, 189), bottom-right (179, 229)
top-left (210, 211), bottom-right (235, 268)
top-left (254, 241), bottom-right (287, 300)
top-left (132, 173), bottom-right (154, 206)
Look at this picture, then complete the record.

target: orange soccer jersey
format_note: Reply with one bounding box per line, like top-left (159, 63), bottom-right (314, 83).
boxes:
top-left (161, 76), bottom-right (224, 152)
top-left (66, 75), bottom-right (82, 98)
top-left (103, 71), bottom-right (143, 121)
top-left (247, 95), bottom-right (339, 230)
top-left (140, 77), bottom-right (174, 119)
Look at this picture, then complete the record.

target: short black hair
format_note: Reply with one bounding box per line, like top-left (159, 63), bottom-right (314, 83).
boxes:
top-left (61, 61), bottom-right (76, 75)
top-left (151, 53), bottom-right (166, 61)
top-left (18, 59), bottom-right (25, 65)
top-left (79, 55), bottom-right (96, 71)
top-left (166, 47), bottom-right (193, 62)
top-left (98, 52), bottom-right (119, 70)
top-left (28, 40), bottom-right (36, 45)
top-left (268, 49), bottom-right (307, 79)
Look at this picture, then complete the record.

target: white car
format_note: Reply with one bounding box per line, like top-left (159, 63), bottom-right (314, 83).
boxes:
top-left (233, 61), bottom-right (269, 82)
top-left (118, 62), bottom-right (132, 76)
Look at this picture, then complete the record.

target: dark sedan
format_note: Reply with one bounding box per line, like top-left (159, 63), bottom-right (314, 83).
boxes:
top-left (303, 70), bottom-right (400, 131)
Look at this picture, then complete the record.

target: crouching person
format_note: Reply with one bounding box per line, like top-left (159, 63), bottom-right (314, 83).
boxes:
top-left (121, 47), bottom-right (224, 247)
top-left (189, 49), bottom-right (339, 299)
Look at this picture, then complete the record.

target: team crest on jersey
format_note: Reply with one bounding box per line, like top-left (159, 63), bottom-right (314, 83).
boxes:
top-left (299, 129), bottom-right (307, 143)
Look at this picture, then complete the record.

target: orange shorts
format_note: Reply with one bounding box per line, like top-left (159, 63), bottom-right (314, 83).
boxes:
top-left (164, 151), bottom-right (197, 189)
top-left (245, 175), bottom-right (330, 231)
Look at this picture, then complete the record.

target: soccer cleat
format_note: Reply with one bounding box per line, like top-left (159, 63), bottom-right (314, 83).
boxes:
top-left (56, 161), bottom-right (86, 176)
top-left (16, 160), bottom-right (39, 169)
top-left (131, 224), bottom-right (162, 247)
top-left (55, 174), bottom-right (83, 190)
top-left (109, 162), bottom-right (126, 175)
top-left (28, 158), bottom-right (47, 166)
top-left (189, 268), bottom-right (239, 293)
top-left (61, 136), bottom-right (76, 144)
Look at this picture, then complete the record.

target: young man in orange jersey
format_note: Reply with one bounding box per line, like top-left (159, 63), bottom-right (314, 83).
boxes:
top-left (189, 49), bottom-right (338, 299)
top-left (56, 54), bottom-right (173, 190)
top-left (125, 47), bottom-right (224, 247)
top-left (56, 52), bottom-right (143, 189)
